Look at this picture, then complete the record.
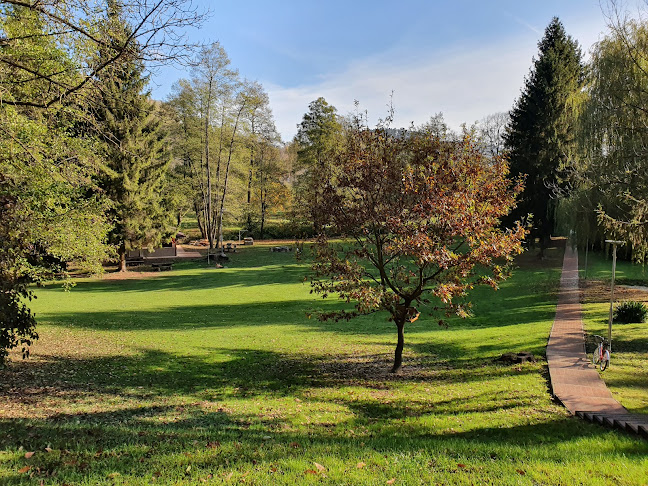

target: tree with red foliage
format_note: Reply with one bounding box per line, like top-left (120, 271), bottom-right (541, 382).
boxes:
top-left (311, 122), bottom-right (526, 373)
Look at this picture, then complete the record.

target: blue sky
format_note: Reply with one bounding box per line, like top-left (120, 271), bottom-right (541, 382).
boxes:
top-left (149, 0), bottom-right (614, 142)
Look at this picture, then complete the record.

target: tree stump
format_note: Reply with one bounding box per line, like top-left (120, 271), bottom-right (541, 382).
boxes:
top-left (496, 352), bottom-right (536, 364)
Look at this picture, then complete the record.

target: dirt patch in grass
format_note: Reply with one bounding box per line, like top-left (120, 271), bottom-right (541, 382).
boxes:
top-left (99, 269), bottom-right (169, 280)
top-left (581, 279), bottom-right (648, 304)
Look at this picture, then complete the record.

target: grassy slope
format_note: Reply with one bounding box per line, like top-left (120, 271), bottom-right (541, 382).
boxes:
top-left (579, 249), bottom-right (648, 414)
top-left (0, 245), bottom-right (646, 485)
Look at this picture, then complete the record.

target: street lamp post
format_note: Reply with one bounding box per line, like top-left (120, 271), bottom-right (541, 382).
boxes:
top-left (238, 229), bottom-right (247, 244)
top-left (605, 239), bottom-right (625, 353)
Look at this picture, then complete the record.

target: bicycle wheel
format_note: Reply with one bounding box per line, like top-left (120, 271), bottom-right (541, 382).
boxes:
top-left (600, 358), bottom-right (609, 371)
top-left (592, 347), bottom-right (600, 365)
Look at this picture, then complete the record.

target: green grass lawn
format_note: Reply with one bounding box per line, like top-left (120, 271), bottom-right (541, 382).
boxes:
top-left (1, 245), bottom-right (647, 485)
top-left (579, 248), bottom-right (648, 414)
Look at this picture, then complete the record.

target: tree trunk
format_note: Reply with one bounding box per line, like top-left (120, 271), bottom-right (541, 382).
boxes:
top-left (538, 235), bottom-right (548, 259)
top-left (205, 79), bottom-right (213, 250)
top-left (194, 201), bottom-right (207, 239)
top-left (119, 248), bottom-right (127, 273)
top-left (391, 318), bottom-right (406, 373)
top-left (217, 100), bottom-right (246, 249)
top-left (247, 122), bottom-right (254, 230)
top-left (260, 190), bottom-right (267, 239)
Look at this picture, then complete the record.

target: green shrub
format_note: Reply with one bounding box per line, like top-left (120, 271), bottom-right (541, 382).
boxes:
top-left (614, 301), bottom-right (648, 323)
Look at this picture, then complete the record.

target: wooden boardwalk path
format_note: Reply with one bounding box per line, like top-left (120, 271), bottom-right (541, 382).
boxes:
top-left (546, 245), bottom-right (648, 439)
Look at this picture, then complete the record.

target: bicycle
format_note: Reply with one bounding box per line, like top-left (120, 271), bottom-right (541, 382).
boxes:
top-left (591, 334), bottom-right (610, 371)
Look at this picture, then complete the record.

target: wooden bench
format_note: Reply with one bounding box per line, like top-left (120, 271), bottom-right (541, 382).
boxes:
top-left (270, 246), bottom-right (292, 252)
top-left (126, 259), bottom-right (145, 267)
top-left (151, 262), bottom-right (173, 271)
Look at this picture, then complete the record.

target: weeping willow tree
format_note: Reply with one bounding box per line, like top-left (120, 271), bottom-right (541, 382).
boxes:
top-left (573, 16), bottom-right (648, 262)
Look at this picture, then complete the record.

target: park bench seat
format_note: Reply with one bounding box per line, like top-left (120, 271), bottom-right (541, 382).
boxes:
top-left (151, 262), bottom-right (173, 271)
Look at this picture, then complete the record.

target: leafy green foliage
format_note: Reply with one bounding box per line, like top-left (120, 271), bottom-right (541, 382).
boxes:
top-left (505, 17), bottom-right (583, 253)
top-left (573, 18), bottom-right (648, 261)
top-left (0, 4), bottom-right (111, 362)
top-left (165, 44), bottom-right (284, 249)
top-left (0, 180), bottom-right (38, 364)
top-left (293, 97), bottom-right (342, 231)
top-left (614, 301), bottom-right (648, 324)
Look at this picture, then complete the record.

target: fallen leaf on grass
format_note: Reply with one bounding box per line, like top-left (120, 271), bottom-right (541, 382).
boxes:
top-left (24, 452), bottom-right (35, 459)
top-left (457, 463), bottom-right (466, 469)
top-left (107, 472), bottom-right (120, 479)
top-left (516, 469), bottom-right (526, 476)
top-left (44, 447), bottom-right (52, 453)
top-left (387, 479), bottom-right (396, 484)
top-left (289, 442), bottom-right (300, 448)
top-left (356, 462), bottom-right (366, 469)
top-left (314, 462), bottom-right (326, 472)
top-left (18, 466), bottom-right (31, 474)
top-left (206, 441), bottom-right (221, 449)
top-left (305, 469), bottom-right (318, 475)
top-left (185, 465), bottom-right (191, 474)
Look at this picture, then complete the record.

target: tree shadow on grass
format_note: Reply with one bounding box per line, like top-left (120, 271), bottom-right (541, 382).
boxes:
top-left (1, 400), bottom-right (646, 485)
top-left (1, 348), bottom-right (549, 403)
top-left (40, 261), bottom-right (308, 294)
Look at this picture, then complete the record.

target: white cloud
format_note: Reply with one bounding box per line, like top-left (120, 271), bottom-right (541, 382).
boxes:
top-left (265, 16), bottom-right (607, 143)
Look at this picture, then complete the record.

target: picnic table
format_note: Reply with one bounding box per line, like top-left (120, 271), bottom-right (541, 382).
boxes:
top-left (224, 243), bottom-right (237, 252)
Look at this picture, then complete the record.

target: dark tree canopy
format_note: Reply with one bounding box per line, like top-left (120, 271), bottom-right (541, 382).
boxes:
top-left (311, 121), bottom-right (525, 373)
top-left (505, 17), bottom-right (583, 253)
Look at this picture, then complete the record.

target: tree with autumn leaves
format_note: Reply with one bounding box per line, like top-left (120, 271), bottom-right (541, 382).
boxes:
top-left (310, 121), bottom-right (526, 373)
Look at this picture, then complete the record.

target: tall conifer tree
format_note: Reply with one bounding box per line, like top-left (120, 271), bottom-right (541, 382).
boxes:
top-left (94, 4), bottom-right (172, 271)
top-left (293, 97), bottom-right (341, 232)
top-left (505, 17), bottom-right (583, 255)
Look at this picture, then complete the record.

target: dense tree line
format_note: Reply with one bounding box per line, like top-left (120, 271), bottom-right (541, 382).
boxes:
top-left (165, 44), bottom-right (289, 250)
top-left (502, 8), bottom-right (648, 262)
top-left (565, 8), bottom-right (648, 261)
top-left (0, 1), bottom-right (291, 362)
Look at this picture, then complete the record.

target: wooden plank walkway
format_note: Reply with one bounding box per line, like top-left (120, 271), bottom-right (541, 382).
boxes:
top-left (546, 245), bottom-right (648, 439)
